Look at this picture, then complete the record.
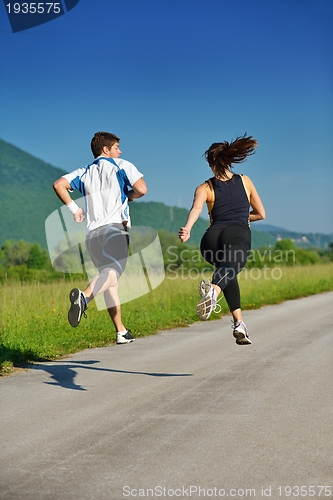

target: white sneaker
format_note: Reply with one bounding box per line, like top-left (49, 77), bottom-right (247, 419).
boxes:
top-left (198, 278), bottom-right (212, 297)
top-left (233, 321), bottom-right (251, 345)
top-left (196, 280), bottom-right (217, 321)
top-left (116, 330), bottom-right (135, 344)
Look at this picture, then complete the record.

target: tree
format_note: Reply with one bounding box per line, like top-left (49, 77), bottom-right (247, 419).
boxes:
top-left (274, 239), bottom-right (296, 251)
top-left (27, 243), bottom-right (49, 269)
top-left (1, 239), bottom-right (31, 266)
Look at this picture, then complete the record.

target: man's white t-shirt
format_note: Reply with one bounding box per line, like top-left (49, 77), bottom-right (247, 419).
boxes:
top-left (62, 156), bottom-right (143, 233)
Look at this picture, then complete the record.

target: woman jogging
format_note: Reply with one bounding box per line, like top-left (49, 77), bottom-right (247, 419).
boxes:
top-left (178, 134), bottom-right (265, 345)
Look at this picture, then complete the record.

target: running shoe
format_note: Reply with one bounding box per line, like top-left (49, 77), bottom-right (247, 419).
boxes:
top-left (198, 278), bottom-right (212, 297)
top-left (117, 330), bottom-right (135, 344)
top-left (196, 280), bottom-right (217, 321)
top-left (233, 321), bottom-right (251, 345)
top-left (68, 288), bottom-right (87, 327)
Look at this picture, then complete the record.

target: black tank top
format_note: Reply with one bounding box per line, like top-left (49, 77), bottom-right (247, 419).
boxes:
top-left (207, 174), bottom-right (250, 226)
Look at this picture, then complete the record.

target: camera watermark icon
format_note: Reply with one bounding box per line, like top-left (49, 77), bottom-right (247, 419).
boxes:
top-left (3, 0), bottom-right (80, 33)
top-left (45, 197), bottom-right (165, 310)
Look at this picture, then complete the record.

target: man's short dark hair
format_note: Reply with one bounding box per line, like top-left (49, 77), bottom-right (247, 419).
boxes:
top-left (91, 132), bottom-right (120, 158)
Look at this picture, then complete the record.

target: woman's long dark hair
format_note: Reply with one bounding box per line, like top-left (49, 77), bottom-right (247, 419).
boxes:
top-left (203, 134), bottom-right (258, 178)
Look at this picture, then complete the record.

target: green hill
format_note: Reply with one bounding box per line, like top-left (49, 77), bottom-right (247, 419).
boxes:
top-left (130, 201), bottom-right (209, 246)
top-left (254, 224), bottom-right (333, 250)
top-left (0, 138), bottom-right (309, 251)
top-left (0, 138), bottom-right (64, 248)
top-left (129, 201), bottom-right (277, 248)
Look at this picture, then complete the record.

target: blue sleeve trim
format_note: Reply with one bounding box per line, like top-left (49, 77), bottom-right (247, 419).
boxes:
top-left (70, 175), bottom-right (85, 196)
top-left (69, 164), bottom-right (93, 196)
top-left (116, 169), bottom-right (131, 203)
top-left (105, 158), bottom-right (132, 203)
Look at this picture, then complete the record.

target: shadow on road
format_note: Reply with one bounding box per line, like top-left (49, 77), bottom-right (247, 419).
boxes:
top-left (32, 360), bottom-right (193, 391)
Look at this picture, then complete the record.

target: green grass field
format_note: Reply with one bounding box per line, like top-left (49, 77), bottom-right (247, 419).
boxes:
top-left (1, 263), bottom-right (333, 374)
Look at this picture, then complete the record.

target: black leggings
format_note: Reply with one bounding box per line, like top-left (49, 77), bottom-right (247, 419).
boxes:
top-left (200, 223), bottom-right (251, 312)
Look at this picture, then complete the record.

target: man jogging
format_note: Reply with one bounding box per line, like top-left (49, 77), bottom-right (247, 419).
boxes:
top-left (53, 132), bottom-right (147, 344)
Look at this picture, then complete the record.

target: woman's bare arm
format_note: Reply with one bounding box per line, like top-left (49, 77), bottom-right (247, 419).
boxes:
top-left (243, 175), bottom-right (266, 221)
top-left (178, 183), bottom-right (208, 243)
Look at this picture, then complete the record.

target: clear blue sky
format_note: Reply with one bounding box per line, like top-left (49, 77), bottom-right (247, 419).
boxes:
top-left (1, 0), bottom-right (332, 234)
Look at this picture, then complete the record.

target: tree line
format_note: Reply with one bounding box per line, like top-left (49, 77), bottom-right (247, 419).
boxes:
top-left (1, 235), bottom-right (333, 284)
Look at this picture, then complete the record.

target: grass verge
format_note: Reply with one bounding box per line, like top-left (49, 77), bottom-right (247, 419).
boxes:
top-left (1, 264), bottom-right (333, 374)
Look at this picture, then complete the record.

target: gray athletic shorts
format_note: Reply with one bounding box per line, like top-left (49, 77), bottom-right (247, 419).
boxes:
top-left (85, 223), bottom-right (129, 275)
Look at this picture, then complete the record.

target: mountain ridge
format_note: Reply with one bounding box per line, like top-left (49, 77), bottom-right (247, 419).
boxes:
top-left (0, 138), bottom-right (331, 249)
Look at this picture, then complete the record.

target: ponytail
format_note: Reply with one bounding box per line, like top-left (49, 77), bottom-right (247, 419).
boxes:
top-left (203, 134), bottom-right (258, 177)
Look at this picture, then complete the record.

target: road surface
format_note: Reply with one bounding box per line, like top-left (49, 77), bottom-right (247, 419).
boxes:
top-left (1, 292), bottom-right (332, 500)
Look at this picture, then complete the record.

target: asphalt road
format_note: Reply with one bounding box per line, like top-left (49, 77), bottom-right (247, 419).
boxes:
top-left (1, 292), bottom-right (333, 500)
